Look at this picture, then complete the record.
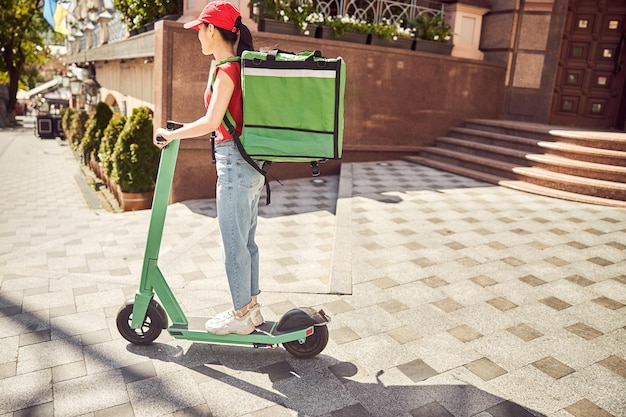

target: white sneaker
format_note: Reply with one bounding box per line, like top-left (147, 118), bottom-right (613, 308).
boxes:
top-left (214, 304), bottom-right (264, 327)
top-left (205, 310), bottom-right (254, 335)
top-left (249, 304), bottom-right (265, 326)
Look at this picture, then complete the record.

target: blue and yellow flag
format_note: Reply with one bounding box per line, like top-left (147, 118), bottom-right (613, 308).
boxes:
top-left (43, 0), bottom-right (69, 35)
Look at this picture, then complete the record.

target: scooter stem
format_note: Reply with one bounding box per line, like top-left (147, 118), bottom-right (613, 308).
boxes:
top-left (132, 138), bottom-right (188, 329)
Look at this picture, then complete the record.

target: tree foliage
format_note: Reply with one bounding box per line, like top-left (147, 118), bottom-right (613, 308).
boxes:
top-left (0, 0), bottom-right (55, 124)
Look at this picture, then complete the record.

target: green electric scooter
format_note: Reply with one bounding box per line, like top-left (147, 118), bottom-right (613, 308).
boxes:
top-left (116, 122), bottom-right (330, 359)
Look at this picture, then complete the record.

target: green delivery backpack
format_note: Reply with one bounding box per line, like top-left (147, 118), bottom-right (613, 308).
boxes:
top-left (212, 50), bottom-right (346, 203)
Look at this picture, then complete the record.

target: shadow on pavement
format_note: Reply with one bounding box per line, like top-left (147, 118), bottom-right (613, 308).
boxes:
top-left (128, 341), bottom-right (546, 417)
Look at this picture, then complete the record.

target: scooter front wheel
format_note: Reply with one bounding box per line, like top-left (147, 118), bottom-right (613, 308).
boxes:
top-left (116, 302), bottom-right (164, 345)
top-left (283, 325), bottom-right (329, 359)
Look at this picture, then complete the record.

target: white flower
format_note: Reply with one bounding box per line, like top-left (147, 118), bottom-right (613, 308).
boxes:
top-left (433, 35), bottom-right (439, 40)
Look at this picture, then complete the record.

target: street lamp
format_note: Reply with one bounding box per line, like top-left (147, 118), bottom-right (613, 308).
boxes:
top-left (69, 79), bottom-right (82, 96)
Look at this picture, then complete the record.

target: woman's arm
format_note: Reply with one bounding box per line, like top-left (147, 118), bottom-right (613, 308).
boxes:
top-left (153, 69), bottom-right (235, 147)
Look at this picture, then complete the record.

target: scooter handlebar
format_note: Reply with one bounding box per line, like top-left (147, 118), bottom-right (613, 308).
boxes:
top-left (166, 121), bottom-right (184, 131)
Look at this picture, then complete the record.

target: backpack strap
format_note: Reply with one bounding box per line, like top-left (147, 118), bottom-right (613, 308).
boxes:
top-left (213, 57), bottom-right (274, 205)
top-left (221, 116), bottom-right (273, 205)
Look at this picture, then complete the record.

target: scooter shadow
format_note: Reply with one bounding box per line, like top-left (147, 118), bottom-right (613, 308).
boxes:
top-left (127, 342), bottom-right (546, 417)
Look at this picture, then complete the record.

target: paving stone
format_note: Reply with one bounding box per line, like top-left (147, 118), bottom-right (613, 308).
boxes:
top-left (565, 322), bottom-right (603, 340)
top-left (447, 325), bottom-right (483, 343)
top-left (539, 296), bottom-right (572, 311)
top-left (532, 356), bottom-right (575, 379)
top-left (397, 359), bottom-right (439, 383)
top-left (592, 297), bottom-right (625, 310)
top-left (464, 358), bottom-right (508, 381)
top-left (94, 402), bottom-right (135, 417)
top-left (410, 401), bottom-right (454, 417)
top-left (506, 323), bottom-right (543, 342)
top-left (564, 399), bottom-right (616, 417)
top-left (486, 297), bottom-right (518, 312)
top-left (597, 355), bottom-right (626, 379)
top-left (52, 360), bottom-right (86, 383)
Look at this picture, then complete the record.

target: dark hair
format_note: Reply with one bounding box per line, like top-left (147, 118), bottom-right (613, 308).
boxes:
top-left (213, 17), bottom-right (254, 56)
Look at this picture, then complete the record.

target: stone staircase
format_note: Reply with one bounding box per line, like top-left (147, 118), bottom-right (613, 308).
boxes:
top-left (405, 119), bottom-right (626, 208)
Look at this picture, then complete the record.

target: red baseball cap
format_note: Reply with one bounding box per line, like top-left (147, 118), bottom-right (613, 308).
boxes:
top-left (183, 1), bottom-right (241, 32)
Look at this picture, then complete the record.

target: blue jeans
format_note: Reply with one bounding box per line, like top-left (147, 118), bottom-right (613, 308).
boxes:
top-left (214, 140), bottom-right (265, 311)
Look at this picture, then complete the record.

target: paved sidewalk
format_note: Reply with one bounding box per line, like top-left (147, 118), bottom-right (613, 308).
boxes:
top-left (0, 128), bottom-right (624, 417)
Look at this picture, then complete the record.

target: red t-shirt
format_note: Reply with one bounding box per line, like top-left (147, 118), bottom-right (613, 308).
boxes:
top-left (204, 60), bottom-right (243, 142)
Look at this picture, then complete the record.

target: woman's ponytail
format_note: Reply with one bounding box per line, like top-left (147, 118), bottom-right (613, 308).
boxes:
top-left (214, 16), bottom-right (254, 56)
top-left (237, 21), bottom-right (254, 55)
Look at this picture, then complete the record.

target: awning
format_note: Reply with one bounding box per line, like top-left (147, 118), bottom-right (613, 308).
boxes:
top-left (44, 87), bottom-right (70, 101)
top-left (23, 79), bottom-right (59, 98)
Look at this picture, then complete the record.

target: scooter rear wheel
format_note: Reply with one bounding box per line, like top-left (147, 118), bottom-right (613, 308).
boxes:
top-left (283, 325), bottom-right (329, 358)
top-left (116, 302), bottom-right (163, 345)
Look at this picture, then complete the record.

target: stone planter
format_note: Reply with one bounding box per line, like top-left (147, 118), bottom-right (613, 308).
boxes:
top-left (117, 186), bottom-right (154, 211)
top-left (414, 39), bottom-right (453, 55)
top-left (370, 35), bottom-right (414, 50)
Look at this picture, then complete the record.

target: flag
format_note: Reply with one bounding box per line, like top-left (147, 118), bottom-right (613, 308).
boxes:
top-left (43, 0), bottom-right (70, 35)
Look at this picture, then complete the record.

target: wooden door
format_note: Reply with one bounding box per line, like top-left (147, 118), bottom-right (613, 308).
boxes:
top-left (551, 0), bottom-right (626, 130)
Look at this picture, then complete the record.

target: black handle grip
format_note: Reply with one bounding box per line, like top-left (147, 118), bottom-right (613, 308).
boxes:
top-left (166, 121), bottom-right (183, 130)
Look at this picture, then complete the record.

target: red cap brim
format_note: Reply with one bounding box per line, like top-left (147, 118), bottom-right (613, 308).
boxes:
top-left (183, 19), bottom-right (202, 30)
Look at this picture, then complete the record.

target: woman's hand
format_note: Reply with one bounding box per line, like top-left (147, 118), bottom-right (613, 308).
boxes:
top-left (154, 127), bottom-right (173, 149)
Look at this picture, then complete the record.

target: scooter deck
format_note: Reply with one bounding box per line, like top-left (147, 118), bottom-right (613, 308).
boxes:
top-left (166, 317), bottom-right (314, 346)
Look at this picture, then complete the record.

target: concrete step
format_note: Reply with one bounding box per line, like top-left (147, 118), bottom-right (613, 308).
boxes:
top-left (416, 147), bottom-right (521, 180)
top-left (512, 167), bottom-right (626, 200)
top-left (416, 119), bottom-right (626, 207)
top-left (538, 141), bottom-right (626, 166)
top-left (500, 180), bottom-right (626, 208)
top-left (526, 154), bottom-right (626, 182)
top-left (404, 155), bottom-right (504, 185)
top-left (436, 137), bottom-right (529, 165)
top-left (550, 129), bottom-right (626, 152)
top-left (449, 127), bottom-right (543, 153)
top-left (464, 119), bottom-right (560, 141)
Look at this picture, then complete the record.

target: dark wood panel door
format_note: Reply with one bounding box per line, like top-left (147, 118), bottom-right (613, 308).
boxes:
top-left (551, 0), bottom-right (626, 130)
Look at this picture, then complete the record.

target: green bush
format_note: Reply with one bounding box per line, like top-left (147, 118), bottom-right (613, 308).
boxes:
top-left (111, 107), bottom-right (160, 193)
top-left (61, 107), bottom-right (77, 140)
top-left (411, 13), bottom-right (453, 42)
top-left (82, 102), bottom-right (113, 162)
top-left (69, 110), bottom-right (89, 151)
top-left (98, 112), bottom-right (126, 179)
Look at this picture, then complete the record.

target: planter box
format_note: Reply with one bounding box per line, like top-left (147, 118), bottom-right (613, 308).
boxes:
top-left (414, 39), bottom-right (453, 55)
top-left (370, 35), bottom-right (414, 50)
top-left (260, 19), bottom-right (301, 36)
top-left (316, 26), bottom-right (369, 44)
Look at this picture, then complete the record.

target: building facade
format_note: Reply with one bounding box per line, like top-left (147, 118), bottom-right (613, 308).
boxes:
top-left (64, 0), bottom-right (626, 201)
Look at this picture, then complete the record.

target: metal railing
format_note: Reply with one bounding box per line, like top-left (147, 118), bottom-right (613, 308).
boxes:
top-left (314, 0), bottom-right (444, 24)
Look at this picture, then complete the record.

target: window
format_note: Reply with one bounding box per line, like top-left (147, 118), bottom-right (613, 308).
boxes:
top-left (562, 100), bottom-right (574, 112)
top-left (566, 73), bottom-right (579, 85)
